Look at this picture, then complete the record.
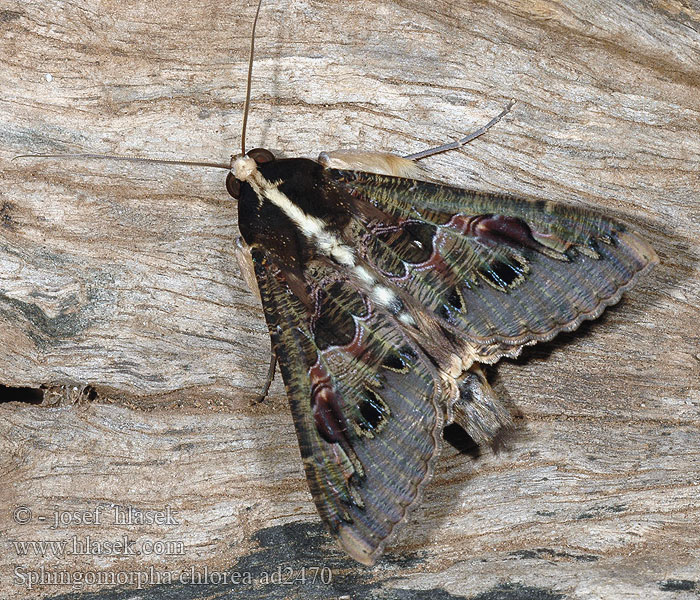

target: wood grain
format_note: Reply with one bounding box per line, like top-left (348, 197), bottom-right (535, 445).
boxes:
top-left (1, 1), bottom-right (698, 598)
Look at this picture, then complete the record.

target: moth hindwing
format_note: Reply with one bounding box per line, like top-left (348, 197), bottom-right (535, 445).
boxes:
top-left (229, 152), bottom-right (657, 565)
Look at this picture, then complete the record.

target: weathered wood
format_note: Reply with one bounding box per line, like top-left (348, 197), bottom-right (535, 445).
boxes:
top-left (1, 0), bottom-right (698, 598)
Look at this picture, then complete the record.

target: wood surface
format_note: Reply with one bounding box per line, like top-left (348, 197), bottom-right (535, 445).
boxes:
top-left (1, 0), bottom-right (699, 598)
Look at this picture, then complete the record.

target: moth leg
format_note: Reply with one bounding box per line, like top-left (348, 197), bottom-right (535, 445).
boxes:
top-left (404, 100), bottom-right (515, 162)
top-left (449, 363), bottom-right (512, 447)
top-left (252, 347), bottom-right (277, 404)
top-left (234, 236), bottom-right (276, 403)
top-left (318, 150), bottom-right (426, 178)
top-left (318, 102), bottom-right (514, 177)
top-left (234, 236), bottom-right (261, 302)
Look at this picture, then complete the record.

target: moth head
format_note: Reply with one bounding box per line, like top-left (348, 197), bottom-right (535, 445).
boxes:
top-left (226, 147), bottom-right (276, 199)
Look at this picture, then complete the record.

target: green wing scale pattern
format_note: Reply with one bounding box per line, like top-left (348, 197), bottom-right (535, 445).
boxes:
top-left (250, 250), bottom-right (443, 565)
top-left (331, 170), bottom-right (657, 362)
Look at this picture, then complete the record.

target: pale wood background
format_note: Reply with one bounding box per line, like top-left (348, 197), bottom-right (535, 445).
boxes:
top-left (1, 1), bottom-right (699, 599)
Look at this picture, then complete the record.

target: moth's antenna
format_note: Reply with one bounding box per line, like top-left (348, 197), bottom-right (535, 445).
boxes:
top-left (12, 153), bottom-right (231, 170)
top-left (240, 0), bottom-right (264, 156)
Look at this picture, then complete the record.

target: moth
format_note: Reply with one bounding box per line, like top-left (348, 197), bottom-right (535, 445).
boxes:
top-left (20, 0), bottom-right (657, 567)
top-left (227, 149), bottom-right (657, 565)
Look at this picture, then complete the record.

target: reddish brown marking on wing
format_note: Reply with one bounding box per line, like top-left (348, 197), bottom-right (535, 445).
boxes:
top-left (448, 214), bottom-right (541, 250)
top-left (410, 238), bottom-right (453, 275)
top-left (310, 362), bottom-right (347, 444)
